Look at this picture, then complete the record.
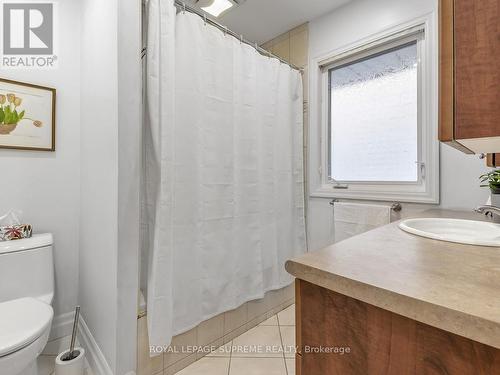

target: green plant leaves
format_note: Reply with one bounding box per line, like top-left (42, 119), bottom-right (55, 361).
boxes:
top-left (3, 106), bottom-right (11, 124)
top-left (479, 170), bottom-right (500, 190)
top-left (0, 93), bottom-right (29, 126)
top-left (0, 106), bottom-right (21, 125)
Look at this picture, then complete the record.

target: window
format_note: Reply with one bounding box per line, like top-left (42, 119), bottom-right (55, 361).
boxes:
top-left (312, 21), bottom-right (439, 203)
top-left (329, 41), bottom-right (419, 183)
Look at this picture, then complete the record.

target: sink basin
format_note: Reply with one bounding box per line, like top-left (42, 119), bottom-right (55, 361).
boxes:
top-left (399, 218), bottom-right (500, 247)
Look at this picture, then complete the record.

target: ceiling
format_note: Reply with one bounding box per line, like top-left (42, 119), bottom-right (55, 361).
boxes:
top-left (214, 0), bottom-right (352, 44)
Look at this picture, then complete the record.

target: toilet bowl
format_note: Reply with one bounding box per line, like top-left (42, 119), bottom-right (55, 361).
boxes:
top-left (0, 298), bottom-right (54, 375)
top-left (0, 234), bottom-right (55, 375)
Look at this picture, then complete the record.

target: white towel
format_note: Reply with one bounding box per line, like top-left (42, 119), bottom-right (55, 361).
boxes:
top-left (334, 202), bottom-right (391, 243)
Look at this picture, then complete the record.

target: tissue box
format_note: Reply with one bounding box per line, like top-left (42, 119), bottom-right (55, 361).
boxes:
top-left (0, 224), bottom-right (32, 241)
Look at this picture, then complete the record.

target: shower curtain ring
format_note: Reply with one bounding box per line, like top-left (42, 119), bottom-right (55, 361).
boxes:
top-left (203, 14), bottom-right (207, 25)
top-left (240, 35), bottom-right (243, 44)
top-left (182, 2), bottom-right (186, 13)
top-left (223, 26), bottom-right (227, 36)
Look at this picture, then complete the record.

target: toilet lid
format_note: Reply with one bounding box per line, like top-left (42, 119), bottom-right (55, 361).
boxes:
top-left (0, 297), bottom-right (53, 357)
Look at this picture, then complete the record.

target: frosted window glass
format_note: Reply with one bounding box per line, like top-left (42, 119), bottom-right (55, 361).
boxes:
top-left (329, 42), bottom-right (419, 182)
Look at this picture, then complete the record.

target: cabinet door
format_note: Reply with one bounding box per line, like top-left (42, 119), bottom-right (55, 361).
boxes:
top-left (297, 279), bottom-right (500, 375)
top-left (438, 0), bottom-right (474, 153)
top-left (454, 0), bottom-right (500, 141)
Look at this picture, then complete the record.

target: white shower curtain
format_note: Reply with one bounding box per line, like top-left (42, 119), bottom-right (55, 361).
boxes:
top-left (144, 0), bottom-right (306, 349)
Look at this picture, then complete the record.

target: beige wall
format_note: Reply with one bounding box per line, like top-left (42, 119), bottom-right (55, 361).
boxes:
top-left (261, 23), bottom-right (308, 69)
top-left (261, 23), bottom-right (309, 103)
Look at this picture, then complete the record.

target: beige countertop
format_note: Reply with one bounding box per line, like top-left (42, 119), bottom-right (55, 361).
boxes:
top-left (286, 209), bottom-right (500, 349)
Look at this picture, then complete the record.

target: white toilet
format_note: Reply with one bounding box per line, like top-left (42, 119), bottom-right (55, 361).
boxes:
top-left (0, 234), bottom-right (55, 375)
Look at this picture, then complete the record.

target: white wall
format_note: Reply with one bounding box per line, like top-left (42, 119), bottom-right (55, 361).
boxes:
top-left (79, 0), bottom-right (119, 370)
top-left (1, 0), bottom-right (139, 371)
top-left (307, 0), bottom-right (490, 251)
top-left (79, 0), bottom-right (140, 373)
top-left (0, 0), bottom-right (81, 320)
top-left (117, 0), bottom-right (142, 373)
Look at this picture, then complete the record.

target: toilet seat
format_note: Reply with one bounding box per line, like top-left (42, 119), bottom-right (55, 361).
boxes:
top-left (0, 324), bottom-right (52, 375)
top-left (0, 297), bottom-right (53, 357)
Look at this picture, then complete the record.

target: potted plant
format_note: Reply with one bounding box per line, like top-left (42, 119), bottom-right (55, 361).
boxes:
top-left (480, 170), bottom-right (500, 194)
top-left (0, 93), bottom-right (42, 135)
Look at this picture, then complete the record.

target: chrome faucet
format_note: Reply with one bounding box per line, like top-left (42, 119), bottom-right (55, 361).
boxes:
top-left (474, 205), bottom-right (500, 218)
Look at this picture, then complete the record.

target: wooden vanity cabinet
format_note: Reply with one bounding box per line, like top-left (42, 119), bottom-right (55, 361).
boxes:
top-left (439, 0), bottom-right (500, 154)
top-left (295, 279), bottom-right (500, 375)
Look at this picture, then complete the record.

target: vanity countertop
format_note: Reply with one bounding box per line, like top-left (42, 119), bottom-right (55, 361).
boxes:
top-left (285, 209), bottom-right (500, 349)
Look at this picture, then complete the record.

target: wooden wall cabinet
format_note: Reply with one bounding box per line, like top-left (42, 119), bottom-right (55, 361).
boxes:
top-left (439, 0), bottom-right (500, 154)
top-left (486, 153), bottom-right (500, 167)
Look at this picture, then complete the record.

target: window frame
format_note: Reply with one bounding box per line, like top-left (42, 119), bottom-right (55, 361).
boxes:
top-left (310, 15), bottom-right (440, 204)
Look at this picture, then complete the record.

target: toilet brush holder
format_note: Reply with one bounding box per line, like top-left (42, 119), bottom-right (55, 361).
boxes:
top-left (56, 305), bottom-right (85, 375)
top-left (55, 347), bottom-right (85, 375)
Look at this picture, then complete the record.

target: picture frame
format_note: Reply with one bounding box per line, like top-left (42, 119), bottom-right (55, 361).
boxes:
top-left (0, 78), bottom-right (56, 151)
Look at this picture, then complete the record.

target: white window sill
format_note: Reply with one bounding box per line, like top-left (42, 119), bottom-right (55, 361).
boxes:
top-left (310, 184), bottom-right (439, 204)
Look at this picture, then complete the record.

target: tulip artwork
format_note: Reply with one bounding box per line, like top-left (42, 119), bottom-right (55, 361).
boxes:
top-left (0, 78), bottom-right (56, 151)
top-left (0, 93), bottom-right (43, 135)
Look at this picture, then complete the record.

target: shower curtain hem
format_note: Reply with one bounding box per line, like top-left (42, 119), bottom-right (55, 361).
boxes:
top-left (170, 280), bottom-right (294, 338)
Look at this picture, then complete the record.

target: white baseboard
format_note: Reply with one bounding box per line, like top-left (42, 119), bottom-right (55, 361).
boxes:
top-left (79, 317), bottom-right (113, 375)
top-left (49, 311), bottom-right (74, 341)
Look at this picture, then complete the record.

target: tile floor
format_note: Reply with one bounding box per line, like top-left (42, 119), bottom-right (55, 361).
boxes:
top-left (37, 335), bottom-right (94, 375)
top-left (176, 304), bottom-right (296, 375)
top-left (38, 304), bottom-right (295, 375)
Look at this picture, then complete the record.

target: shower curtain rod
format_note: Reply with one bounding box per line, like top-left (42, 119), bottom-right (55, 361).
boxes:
top-left (173, 0), bottom-right (303, 72)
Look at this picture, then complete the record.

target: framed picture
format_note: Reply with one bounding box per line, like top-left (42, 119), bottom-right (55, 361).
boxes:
top-left (0, 78), bottom-right (56, 151)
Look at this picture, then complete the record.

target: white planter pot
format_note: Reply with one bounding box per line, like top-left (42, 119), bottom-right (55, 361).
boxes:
top-left (491, 193), bottom-right (500, 207)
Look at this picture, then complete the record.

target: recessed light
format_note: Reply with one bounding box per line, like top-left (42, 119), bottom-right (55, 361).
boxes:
top-left (200, 0), bottom-right (234, 17)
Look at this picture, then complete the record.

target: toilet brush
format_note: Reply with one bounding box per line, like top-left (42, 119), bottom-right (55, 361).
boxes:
top-left (63, 305), bottom-right (80, 361)
top-left (55, 306), bottom-right (86, 375)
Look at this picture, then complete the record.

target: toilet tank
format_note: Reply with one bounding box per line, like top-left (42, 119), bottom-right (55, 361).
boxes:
top-left (0, 234), bottom-right (54, 304)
